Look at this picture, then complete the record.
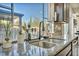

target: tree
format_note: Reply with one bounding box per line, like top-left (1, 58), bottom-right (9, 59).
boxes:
top-left (22, 22), bottom-right (27, 31)
top-left (32, 17), bottom-right (40, 27)
top-left (29, 16), bottom-right (32, 28)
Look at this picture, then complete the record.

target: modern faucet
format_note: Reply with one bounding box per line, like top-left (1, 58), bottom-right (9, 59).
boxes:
top-left (39, 21), bottom-right (45, 40)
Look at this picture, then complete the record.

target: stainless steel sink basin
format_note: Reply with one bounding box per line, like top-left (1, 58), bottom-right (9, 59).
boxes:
top-left (45, 38), bottom-right (65, 43)
top-left (52, 39), bottom-right (64, 43)
top-left (31, 41), bottom-right (56, 49)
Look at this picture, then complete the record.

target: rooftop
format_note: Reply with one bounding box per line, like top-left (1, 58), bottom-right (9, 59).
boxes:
top-left (0, 9), bottom-right (24, 17)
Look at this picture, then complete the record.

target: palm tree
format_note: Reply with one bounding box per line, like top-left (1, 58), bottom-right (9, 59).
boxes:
top-left (4, 19), bottom-right (12, 41)
top-left (22, 22), bottom-right (27, 31)
top-left (29, 16), bottom-right (32, 28)
top-left (32, 17), bottom-right (40, 27)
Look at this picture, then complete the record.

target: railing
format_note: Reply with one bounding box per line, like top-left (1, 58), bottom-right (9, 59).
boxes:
top-left (54, 36), bottom-right (78, 56)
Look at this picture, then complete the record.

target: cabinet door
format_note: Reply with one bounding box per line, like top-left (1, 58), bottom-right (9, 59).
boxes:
top-left (64, 3), bottom-right (69, 22)
top-left (54, 22), bottom-right (64, 36)
top-left (54, 3), bottom-right (64, 21)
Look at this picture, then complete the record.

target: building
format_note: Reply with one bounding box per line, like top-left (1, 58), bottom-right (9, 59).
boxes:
top-left (0, 9), bottom-right (24, 31)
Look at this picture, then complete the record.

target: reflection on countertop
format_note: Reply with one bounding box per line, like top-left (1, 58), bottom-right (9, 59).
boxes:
top-left (0, 35), bottom-right (77, 56)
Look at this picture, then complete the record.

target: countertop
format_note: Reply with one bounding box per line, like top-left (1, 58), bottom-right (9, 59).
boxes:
top-left (0, 35), bottom-right (78, 56)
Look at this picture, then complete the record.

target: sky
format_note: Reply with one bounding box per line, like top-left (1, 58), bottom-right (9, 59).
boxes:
top-left (0, 3), bottom-right (48, 23)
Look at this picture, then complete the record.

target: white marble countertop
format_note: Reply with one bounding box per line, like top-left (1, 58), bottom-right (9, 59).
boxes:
top-left (0, 35), bottom-right (78, 56)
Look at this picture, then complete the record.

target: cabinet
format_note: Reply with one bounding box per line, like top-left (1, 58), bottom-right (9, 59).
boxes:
top-left (54, 3), bottom-right (69, 22)
top-left (54, 22), bottom-right (64, 36)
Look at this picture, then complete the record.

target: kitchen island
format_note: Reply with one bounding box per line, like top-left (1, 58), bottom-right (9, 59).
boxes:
top-left (0, 36), bottom-right (78, 56)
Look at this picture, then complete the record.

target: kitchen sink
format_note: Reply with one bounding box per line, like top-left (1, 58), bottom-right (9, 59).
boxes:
top-left (31, 41), bottom-right (56, 49)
